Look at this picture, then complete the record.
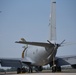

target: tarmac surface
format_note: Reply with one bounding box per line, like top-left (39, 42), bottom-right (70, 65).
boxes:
top-left (4, 73), bottom-right (76, 75)
top-left (0, 69), bottom-right (76, 75)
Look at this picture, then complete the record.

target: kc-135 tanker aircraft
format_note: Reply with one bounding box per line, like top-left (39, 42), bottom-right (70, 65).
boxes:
top-left (0, 0), bottom-right (76, 74)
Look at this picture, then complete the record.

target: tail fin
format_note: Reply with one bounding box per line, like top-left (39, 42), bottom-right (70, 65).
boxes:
top-left (49, 0), bottom-right (56, 42)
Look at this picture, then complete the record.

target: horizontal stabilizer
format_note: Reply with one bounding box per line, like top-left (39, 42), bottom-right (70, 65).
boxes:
top-left (15, 41), bottom-right (54, 47)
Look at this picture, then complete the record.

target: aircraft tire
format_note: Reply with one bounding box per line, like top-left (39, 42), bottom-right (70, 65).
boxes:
top-left (29, 66), bottom-right (33, 73)
top-left (57, 66), bottom-right (61, 72)
top-left (39, 66), bottom-right (43, 71)
top-left (22, 68), bottom-right (27, 73)
top-left (17, 68), bottom-right (21, 74)
top-left (52, 66), bottom-right (56, 72)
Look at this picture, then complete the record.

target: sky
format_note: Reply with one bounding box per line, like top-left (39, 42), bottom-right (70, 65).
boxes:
top-left (0, 0), bottom-right (76, 59)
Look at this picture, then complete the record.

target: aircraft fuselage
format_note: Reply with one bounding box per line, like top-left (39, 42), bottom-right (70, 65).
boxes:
top-left (24, 46), bottom-right (57, 66)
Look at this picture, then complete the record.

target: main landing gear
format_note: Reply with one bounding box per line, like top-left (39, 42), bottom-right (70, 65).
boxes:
top-left (52, 65), bottom-right (61, 72)
top-left (51, 57), bottom-right (61, 72)
top-left (17, 68), bottom-right (27, 74)
top-left (17, 66), bottom-right (33, 74)
top-left (35, 66), bottom-right (43, 72)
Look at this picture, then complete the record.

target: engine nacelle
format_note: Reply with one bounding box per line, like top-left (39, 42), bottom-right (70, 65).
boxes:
top-left (71, 64), bottom-right (76, 69)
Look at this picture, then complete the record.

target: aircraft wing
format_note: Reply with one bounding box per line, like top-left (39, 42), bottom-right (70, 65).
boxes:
top-left (0, 58), bottom-right (31, 68)
top-left (56, 55), bottom-right (76, 67)
top-left (15, 41), bottom-right (54, 47)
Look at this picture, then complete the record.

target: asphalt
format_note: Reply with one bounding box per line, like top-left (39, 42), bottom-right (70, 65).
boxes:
top-left (4, 73), bottom-right (76, 75)
top-left (0, 69), bottom-right (76, 75)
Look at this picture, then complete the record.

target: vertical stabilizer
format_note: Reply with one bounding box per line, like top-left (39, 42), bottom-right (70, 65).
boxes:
top-left (49, 0), bottom-right (56, 42)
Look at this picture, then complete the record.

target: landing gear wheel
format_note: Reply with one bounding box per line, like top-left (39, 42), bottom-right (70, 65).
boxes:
top-left (29, 66), bottom-right (33, 73)
top-left (17, 68), bottom-right (21, 74)
top-left (52, 66), bottom-right (56, 72)
top-left (52, 66), bottom-right (61, 72)
top-left (57, 66), bottom-right (61, 72)
top-left (22, 68), bottom-right (26, 73)
top-left (35, 66), bottom-right (43, 72)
